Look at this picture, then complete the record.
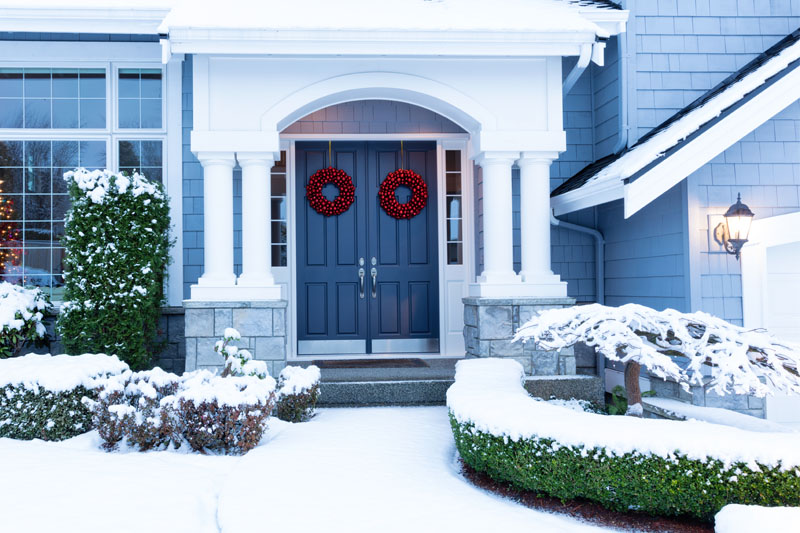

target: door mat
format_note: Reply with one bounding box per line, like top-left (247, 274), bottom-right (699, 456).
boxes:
top-left (312, 358), bottom-right (430, 369)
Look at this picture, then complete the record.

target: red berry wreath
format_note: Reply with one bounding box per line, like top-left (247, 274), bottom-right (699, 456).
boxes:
top-left (378, 169), bottom-right (428, 219)
top-left (305, 167), bottom-right (355, 217)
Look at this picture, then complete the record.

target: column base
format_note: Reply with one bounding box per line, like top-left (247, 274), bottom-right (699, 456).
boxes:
top-left (190, 284), bottom-right (282, 301)
top-left (237, 272), bottom-right (277, 288)
top-left (469, 279), bottom-right (568, 298)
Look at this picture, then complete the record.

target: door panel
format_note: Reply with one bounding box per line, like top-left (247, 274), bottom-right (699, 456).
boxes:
top-left (296, 141), bottom-right (439, 355)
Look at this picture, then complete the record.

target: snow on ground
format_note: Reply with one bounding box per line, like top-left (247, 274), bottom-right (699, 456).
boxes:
top-left (715, 504), bottom-right (800, 533)
top-left (0, 407), bottom-right (610, 533)
top-left (643, 397), bottom-right (796, 433)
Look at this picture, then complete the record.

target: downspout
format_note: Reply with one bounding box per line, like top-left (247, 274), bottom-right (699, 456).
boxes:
top-left (612, 22), bottom-right (630, 154)
top-left (563, 43), bottom-right (592, 96)
top-left (550, 211), bottom-right (605, 305)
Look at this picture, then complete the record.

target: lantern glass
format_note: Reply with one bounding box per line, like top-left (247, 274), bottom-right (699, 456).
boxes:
top-left (726, 214), bottom-right (752, 241)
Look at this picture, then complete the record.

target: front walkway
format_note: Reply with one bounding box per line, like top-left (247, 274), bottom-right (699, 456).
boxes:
top-left (0, 407), bottom-right (610, 533)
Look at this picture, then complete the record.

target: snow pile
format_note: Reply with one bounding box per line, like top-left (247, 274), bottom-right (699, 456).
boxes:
top-left (0, 352), bottom-right (129, 393)
top-left (715, 504), bottom-right (800, 533)
top-left (278, 365), bottom-right (321, 396)
top-left (172, 371), bottom-right (276, 408)
top-left (643, 397), bottom-right (795, 433)
top-left (0, 282), bottom-right (49, 334)
top-left (447, 358), bottom-right (800, 470)
top-left (515, 303), bottom-right (800, 398)
top-left (64, 168), bottom-right (163, 205)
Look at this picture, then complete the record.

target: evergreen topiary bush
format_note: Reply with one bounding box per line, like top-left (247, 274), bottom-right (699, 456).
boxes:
top-left (0, 282), bottom-right (51, 358)
top-left (57, 169), bottom-right (171, 370)
top-left (276, 365), bottom-right (321, 423)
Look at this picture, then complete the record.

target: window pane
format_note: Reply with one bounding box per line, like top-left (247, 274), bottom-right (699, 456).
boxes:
top-left (446, 174), bottom-right (461, 195)
top-left (25, 99), bottom-right (51, 128)
top-left (24, 222), bottom-right (51, 246)
top-left (119, 99), bottom-right (139, 128)
top-left (25, 195), bottom-right (50, 221)
top-left (446, 150), bottom-right (461, 172)
top-left (26, 141), bottom-right (51, 167)
top-left (119, 140), bottom-right (139, 167)
top-left (52, 70), bottom-right (79, 98)
top-left (0, 168), bottom-right (24, 194)
top-left (447, 219), bottom-right (462, 241)
top-left (271, 245), bottom-right (287, 267)
top-left (141, 141), bottom-right (162, 166)
top-left (80, 141), bottom-right (106, 168)
top-left (0, 69), bottom-right (23, 97)
top-left (271, 197), bottom-right (286, 220)
top-left (140, 99), bottom-right (162, 128)
top-left (53, 99), bottom-right (79, 128)
top-left (80, 99), bottom-right (105, 129)
top-left (24, 70), bottom-right (50, 98)
top-left (118, 70), bottom-right (139, 98)
top-left (447, 243), bottom-right (463, 265)
top-left (271, 221), bottom-right (287, 244)
top-left (79, 70), bottom-right (105, 98)
top-left (446, 196), bottom-right (461, 219)
top-left (53, 195), bottom-right (70, 220)
top-left (0, 99), bottom-right (23, 128)
top-left (27, 168), bottom-right (51, 194)
top-left (140, 70), bottom-right (162, 98)
top-left (271, 174), bottom-right (286, 195)
top-left (52, 141), bottom-right (79, 168)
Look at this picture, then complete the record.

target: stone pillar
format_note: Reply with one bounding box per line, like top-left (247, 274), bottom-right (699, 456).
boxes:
top-left (474, 152), bottom-right (519, 287)
top-left (192, 152), bottom-right (236, 299)
top-left (236, 152), bottom-right (281, 299)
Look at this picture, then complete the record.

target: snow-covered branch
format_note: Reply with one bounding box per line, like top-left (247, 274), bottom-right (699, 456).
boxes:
top-left (514, 303), bottom-right (800, 398)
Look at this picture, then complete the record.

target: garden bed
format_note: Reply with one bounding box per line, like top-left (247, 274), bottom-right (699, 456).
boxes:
top-left (447, 358), bottom-right (800, 521)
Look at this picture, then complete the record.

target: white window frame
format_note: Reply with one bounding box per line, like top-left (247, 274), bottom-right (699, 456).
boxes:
top-left (0, 40), bottom-right (183, 305)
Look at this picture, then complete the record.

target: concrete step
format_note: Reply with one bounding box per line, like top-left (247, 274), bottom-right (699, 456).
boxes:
top-left (316, 373), bottom-right (605, 407)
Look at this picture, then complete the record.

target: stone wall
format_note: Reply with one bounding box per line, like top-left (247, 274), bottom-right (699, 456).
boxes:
top-left (650, 376), bottom-right (766, 419)
top-left (184, 300), bottom-right (287, 376)
top-left (462, 297), bottom-right (577, 376)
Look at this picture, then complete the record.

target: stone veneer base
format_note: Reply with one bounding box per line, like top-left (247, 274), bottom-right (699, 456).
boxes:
top-left (184, 300), bottom-right (288, 376)
top-left (462, 296), bottom-right (576, 376)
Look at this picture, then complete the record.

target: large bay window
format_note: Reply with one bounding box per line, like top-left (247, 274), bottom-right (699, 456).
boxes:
top-left (0, 61), bottom-right (166, 299)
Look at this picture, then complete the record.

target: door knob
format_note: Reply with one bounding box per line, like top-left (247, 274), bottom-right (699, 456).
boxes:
top-left (370, 267), bottom-right (377, 299)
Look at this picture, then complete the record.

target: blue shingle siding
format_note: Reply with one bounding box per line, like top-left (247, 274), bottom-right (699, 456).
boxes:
top-left (182, 55), bottom-right (204, 299)
top-left (598, 184), bottom-right (688, 311)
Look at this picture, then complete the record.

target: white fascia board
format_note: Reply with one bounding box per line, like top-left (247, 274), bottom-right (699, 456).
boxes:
top-left (0, 40), bottom-right (161, 62)
top-left (624, 63), bottom-right (800, 219)
top-left (166, 29), bottom-right (598, 57)
top-left (0, 7), bottom-right (168, 35)
top-left (551, 177), bottom-right (624, 216)
top-left (578, 9), bottom-right (629, 36)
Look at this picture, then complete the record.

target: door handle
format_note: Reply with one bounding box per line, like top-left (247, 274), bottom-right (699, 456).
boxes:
top-left (358, 267), bottom-right (365, 299)
top-left (370, 267), bottom-right (377, 299)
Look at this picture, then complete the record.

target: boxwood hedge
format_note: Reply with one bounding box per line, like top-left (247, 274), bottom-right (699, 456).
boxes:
top-left (451, 414), bottom-right (800, 521)
top-left (0, 385), bottom-right (96, 441)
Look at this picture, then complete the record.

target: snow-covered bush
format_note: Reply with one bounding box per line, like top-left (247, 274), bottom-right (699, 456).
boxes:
top-left (170, 372), bottom-right (277, 454)
top-left (57, 169), bottom-right (171, 370)
top-left (276, 365), bottom-right (321, 423)
top-left (88, 367), bottom-right (277, 454)
top-left (0, 283), bottom-right (51, 359)
top-left (515, 303), bottom-right (800, 415)
top-left (215, 328), bottom-right (268, 379)
top-left (0, 353), bottom-right (129, 441)
top-left (448, 358), bottom-right (800, 521)
top-left (84, 368), bottom-right (181, 451)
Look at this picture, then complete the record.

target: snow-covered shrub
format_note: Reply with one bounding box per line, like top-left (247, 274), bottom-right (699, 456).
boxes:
top-left (215, 328), bottom-right (268, 379)
top-left (0, 353), bottom-right (129, 440)
top-left (84, 368), bottom-right (182, 451)
top-left (57, 169), bottom-right (171, 370)
top-left (448, 358), bottom-right (800, 521)
top-left (515, 303), bottom-right (800, 414)
top-left (0, 283), bottom-right (51, 358)
top-left (276, 365), bottom-right (321, 423)
top-left (88, 368), bottom-right (277, 454)
top-left (169, 371), bottom-right (277, 454)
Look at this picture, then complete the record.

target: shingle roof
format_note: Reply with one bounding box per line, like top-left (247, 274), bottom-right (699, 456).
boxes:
top-left (552, 26), bottom-right (800, 198)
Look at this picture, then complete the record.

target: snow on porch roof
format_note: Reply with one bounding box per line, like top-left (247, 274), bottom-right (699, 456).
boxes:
top-left (552, 27), bottom-right (800, 218)
top-left (159, 0), bottom-right (621, 36)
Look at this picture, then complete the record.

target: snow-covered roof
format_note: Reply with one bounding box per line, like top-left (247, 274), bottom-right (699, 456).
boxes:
top-left (552, 27), bottom-right (800, 217)
top-left (0, 0), bottom-right (626, 42)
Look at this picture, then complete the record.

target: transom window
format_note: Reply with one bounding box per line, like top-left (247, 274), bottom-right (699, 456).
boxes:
top-left (0, 61), bottom-right (166, 299)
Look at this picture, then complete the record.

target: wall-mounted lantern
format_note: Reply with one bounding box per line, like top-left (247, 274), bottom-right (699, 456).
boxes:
top-left (713, 193), bottom-right (755, 260)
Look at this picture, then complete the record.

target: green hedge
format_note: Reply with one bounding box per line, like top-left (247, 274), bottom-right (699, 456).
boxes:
top-left (0, 385), bottom-right (96, 441)
top-left (450, 414), bottom-right (800, 521)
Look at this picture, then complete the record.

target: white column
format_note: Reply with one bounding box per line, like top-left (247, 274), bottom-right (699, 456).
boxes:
top-left (193, 152), bottom-right (236, 298)
top-left (517, 151), bottom-right (567, 296)
top-left (476, 152), bottom-right (519, 285)
top-left (237, 152), bottom-right (281, 299)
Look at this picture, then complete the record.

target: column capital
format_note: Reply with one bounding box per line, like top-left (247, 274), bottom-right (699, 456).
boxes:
top-left (237, 151), bottom-right (277, 167)
top-left (517, 151), bottom-right (560, 165)
top-left (474, 151), bottom-right (519, 167)
top-left (195, 151), bottom-right (236, 167)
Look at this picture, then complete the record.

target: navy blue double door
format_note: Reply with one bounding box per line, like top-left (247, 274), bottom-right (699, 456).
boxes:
top-left (296, 141), bottom-right (439, 355)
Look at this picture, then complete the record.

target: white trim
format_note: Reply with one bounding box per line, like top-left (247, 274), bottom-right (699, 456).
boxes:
top-left (282, 135), bottom-right (473, 360)
top-left (551, 177), bottom-right (623, 217)
top-left (165, 55), bottom-right (184, 306)
top-left (0, 41), bottom-right (161, 63)
top-left (0, 6), bottom-right (169, 35)
top-left (281, 133), bottom-right (469, 141)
